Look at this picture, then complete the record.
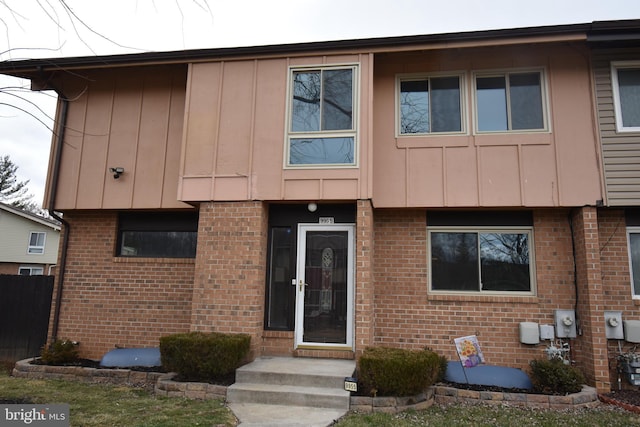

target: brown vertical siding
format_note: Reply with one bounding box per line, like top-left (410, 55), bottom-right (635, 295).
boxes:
top-left (48, 66), bottom-right (191, 210)
top-left (593, 47), bottom-right (640, 206)
top-left (180, 54), bottom-right (372, 203)
top-left (373, 44), bottom-right (602, 208)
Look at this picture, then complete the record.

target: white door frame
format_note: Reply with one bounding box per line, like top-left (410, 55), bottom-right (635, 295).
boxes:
top-left (295, 223), bottom-right (355, 349)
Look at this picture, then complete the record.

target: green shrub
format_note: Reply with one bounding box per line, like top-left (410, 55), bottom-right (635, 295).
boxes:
top-left (358, 347), bottom-right (444, 397)
top-left (529, 358), bottom-right (585, 395)
top-left (159, 332), bottom-right (250, 383)
top-left (40, 339), bottom-right (79, 365)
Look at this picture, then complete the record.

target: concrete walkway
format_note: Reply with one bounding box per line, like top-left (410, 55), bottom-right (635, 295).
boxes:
top-left (227, 357), bottom-right (356, 427)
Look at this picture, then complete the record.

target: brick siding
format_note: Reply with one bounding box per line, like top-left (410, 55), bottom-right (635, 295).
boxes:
top-left (49, 204), bottom-right (637, 392)
top-left (373, 209), bottom-right (581, 373)
top-left (48, 212), bottom-right (194, 359)
top-left (190, 201), bottom-right (268, 360)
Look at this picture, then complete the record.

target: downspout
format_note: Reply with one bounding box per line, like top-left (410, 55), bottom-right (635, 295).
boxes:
top-left (46, 90), bottom-right (70, 343)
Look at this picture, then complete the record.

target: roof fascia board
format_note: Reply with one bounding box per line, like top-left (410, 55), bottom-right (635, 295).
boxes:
top-left (0, 23), bottom-right (592, 77)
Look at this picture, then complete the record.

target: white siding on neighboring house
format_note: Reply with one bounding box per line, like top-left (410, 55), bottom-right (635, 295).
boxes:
top-left (0, 204), bottom-right (60, 265)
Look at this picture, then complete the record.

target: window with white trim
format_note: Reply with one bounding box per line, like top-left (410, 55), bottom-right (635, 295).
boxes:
top-left (286, 65), bottom-right (357, 166)
top-left (612, 62), bottom-right (640, 132)
top-left (398, 74), bottom-right (464, 135)
top-left (428, 212), bottom-right (535, 294)
top-left (28, 232), bottom-right (46, 254)
top-left (474, 70), bottom-right (547, 133)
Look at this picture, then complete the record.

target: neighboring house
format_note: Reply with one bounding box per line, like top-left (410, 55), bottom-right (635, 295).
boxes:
top-left (0, 202), bottom-right (60, 275)
top-left (3, 20), bottom-right (640, 393)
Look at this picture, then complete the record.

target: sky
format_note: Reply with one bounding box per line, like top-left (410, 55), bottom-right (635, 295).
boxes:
top-left (2, 0), bottom-right (640, 208)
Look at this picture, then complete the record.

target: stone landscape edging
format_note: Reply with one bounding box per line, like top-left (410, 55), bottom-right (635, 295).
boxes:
top-left (13, 359), bottom-right (601, 412)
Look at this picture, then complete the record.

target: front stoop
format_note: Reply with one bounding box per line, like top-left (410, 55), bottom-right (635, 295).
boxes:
top-left (227, 357), bottom-right (355, 427)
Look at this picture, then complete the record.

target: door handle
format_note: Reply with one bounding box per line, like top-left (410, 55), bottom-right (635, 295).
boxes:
top-left (298, 280), bottom-right (307, 292)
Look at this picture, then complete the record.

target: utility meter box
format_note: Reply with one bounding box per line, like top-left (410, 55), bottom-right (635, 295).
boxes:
top-left (554, 309), bottom-right (577, 338)
top-left (604, 311), bottom-right (624, 340)
top-left (519, 322), bottom-right (539, 344)
top-left (624, 320), bottom-right (640, 343)
top-left (539, 324), bottom-right (555, 340)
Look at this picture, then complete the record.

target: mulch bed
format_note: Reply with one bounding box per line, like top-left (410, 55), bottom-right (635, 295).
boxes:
top-left (600, 389), bottom-right (640, 413)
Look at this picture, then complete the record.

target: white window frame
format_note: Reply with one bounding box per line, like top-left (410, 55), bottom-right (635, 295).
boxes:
top-left (611, 61), bottom-right (640, 133)
top-left (428, 226), bottom-right (536, 296)
top-left (18, 266), bottom-right (44, 275)
top-left (472, 68), bottom-right (550, 134)
top-left (396, 72), bottom-right (467, 137)
top-left (627, 227), bottom-right (640, 298)
top-left (28, 231), bottom-right (46, 255)
top-left (284, 64), bottom-right (359, 168)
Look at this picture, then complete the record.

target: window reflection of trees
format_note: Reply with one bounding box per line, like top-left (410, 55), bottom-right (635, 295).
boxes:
top-left (431, 231), bottom-right (531, 292)
top-left (289, 137), bottom-right (354, 165)
top-left (292, 69), bottom-right (353, 132)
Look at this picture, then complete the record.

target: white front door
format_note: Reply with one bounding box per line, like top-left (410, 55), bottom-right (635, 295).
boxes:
top-left (295, 224), bottom-right (354, 349)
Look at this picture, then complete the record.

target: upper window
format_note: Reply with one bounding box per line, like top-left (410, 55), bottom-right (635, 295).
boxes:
top-left (428, 212), bottom-right (535, 294)
top-left (398, 75), bottom-right (464, 135)
top-left (287, 66), bottom-right (357, 167)
top-left (612, 62), bottom-right (640, 132)
top-left (117, 212), bottom-right (198, 258)
top-left (474, 70), bottom-right (547, 133)
top-left (28, 232), bottom-right (46, 254)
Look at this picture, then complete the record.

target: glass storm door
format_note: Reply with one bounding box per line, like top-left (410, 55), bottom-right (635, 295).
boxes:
top-left (295, 224), bottom-right (354, 349)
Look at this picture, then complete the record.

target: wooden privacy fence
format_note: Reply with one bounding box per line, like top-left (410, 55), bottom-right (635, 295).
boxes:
top-left (0, 274), bottom-right (54, 361)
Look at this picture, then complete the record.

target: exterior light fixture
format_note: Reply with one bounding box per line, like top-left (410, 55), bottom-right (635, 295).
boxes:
top-left (307, 202), bottom-right (317, 212)
top-left (109, 167), bottom-right (124, 179)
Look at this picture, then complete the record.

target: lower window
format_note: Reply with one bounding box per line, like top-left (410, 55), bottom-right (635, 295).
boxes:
top-left (117, 212), bottom-right (198, 258)
top-left (429, 228), bottom-right (533, 293)
top-left (627, 229), bottom-right (640, 297)
top-left (19, 266), bottom-right (44, 275)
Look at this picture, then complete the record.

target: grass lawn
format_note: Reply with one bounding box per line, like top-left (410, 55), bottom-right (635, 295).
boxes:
top-left (2, 370), bottom-right (640, 426)
top-left (0, 372), bottom-right (236, 426)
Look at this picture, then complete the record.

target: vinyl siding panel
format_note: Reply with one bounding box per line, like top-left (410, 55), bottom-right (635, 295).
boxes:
top-left (593, 48), bottom-right (640, 206)
top-left (0, 210), bottom-right (59, 264)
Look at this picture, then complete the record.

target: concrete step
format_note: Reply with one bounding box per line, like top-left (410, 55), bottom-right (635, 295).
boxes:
top-left (227, 382), bottom-right (350, 409)
top-left (227, 403), bottom-right (346, 427)
top-left (227, 356), bottom-right (356, 410)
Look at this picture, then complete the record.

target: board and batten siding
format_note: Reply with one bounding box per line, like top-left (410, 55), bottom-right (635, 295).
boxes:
top-left (593, 48), bottom-right (640, 206)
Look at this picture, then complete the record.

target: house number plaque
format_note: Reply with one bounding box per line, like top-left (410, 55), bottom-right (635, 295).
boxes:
top-left (319, 217), bottom-right (334, 224)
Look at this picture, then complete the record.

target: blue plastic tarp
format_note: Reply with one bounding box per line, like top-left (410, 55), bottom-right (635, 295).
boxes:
top-left (445, 361), bottom-right (533, 390)
top-left (99, 347), bottom-right (161, 368)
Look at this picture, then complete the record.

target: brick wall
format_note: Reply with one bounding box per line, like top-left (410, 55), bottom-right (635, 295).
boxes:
top-left (598, 209), bottom-right (640, 389)
top-left (190, 201), bottom-right (268, 359)
top-left (0, 263), bottom-right (21, 274)
top-left (372, 209), bottom-right (580, 371)
top-left (355, 200), bottom-right (374, 356)
top-left (49, 212), bottom-right (194, 359)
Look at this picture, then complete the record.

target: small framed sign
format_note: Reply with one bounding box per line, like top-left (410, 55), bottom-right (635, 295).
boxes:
top-left (344, 377), bottom-right (358, 392)
top-left (319, 217), bottom-right (334, 224)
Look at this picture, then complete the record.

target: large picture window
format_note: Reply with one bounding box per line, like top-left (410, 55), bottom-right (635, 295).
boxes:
top-left (117, 212), bottom-right (198, 258)
top-left (612, 62), bottom-right (640, 132)
top-left (398, 75), bottom-right (463, 134)
top-left (475, 70), bottom-right (546, 132)
top-left (428, 212), bottom-right (535, 294)
top-left (287, 66), bottom-right (357, 166)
